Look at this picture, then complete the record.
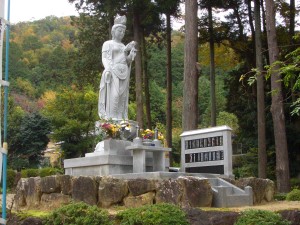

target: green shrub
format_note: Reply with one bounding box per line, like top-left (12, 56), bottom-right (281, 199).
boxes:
top-left (274, 192), bottom-right (287, 201)
top-left (7, 169), bottom-right (17, 190)
top-left (290, 178), bottom-right (300, 189)
top-left (21, 167), bottom-right (63, 178)
top-left (21, 168), bottom-right (39, 178)
top-left (286, 189), bottom-right (300, 201)
top-left (39, 167), bottom-right (63, 177)
top-left (44, 202), bottom-right (112, 225)
top-left (235, 209), bottom-right (291, 225)
top-left (116, 203), bottom-right (189, 225)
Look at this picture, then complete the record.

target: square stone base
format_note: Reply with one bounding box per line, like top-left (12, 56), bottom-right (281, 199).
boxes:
top-left (64, 154), bottom-right (169, 176)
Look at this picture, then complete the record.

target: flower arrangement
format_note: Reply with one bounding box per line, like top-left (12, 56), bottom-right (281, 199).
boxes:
top-left (141, 129), bottom-right (164, 142)
top-left (100, 122), bottom-right (122, 139)
top-left (142, 129), bottom-right (154, 140)
top-left (98, 120), bottom-right (132, 140)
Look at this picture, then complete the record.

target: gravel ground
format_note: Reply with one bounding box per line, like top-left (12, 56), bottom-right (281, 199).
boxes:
top-left (0, 194), bottom-right (15, 210)
top-left (227, 201), bottom-right (300, 212)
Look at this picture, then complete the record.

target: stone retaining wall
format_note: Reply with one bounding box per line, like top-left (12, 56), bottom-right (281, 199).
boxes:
top-left (15, 175), bottom-right (213, 210)
top-left (14, 175), bottom-right (275, 210)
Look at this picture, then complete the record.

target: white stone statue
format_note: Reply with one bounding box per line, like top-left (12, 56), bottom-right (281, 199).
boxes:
top-left (98, 15), bottom-right (136, 121)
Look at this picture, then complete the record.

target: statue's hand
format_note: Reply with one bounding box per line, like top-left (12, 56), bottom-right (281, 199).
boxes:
top-left (125, 41), bottom-right (136, 52)
top-left (105, 71), bottom-right (111, 83)
top-left (129, 48), bottom-right (136, 61)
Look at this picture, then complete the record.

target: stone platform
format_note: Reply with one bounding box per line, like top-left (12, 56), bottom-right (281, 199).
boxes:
top-left (64, 139), bottom-right (170, 177)
top-left (64, 139), bottom-right (252, 207)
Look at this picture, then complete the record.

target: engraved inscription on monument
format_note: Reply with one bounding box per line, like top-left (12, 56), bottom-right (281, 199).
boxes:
top-left (185, 151), bottom-right (224, 163)
top-left (180, 126), bottom-right (233, 176)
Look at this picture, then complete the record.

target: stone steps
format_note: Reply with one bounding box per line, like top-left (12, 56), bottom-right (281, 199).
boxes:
top-left (208, 178), bottom-right (253, 207)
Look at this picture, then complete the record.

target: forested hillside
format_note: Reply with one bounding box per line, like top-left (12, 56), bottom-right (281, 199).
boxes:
top-left (4, 0), bottom-right (300, 192)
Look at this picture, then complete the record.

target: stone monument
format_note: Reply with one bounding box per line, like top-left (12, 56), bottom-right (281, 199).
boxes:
top-left (64, 15), bottom-right (171, 176)
top-left (63, 15), bottom-right (252, 208)
top-left (98, 15), bottom-right (136, 121)
top-left (180, 125), bottom-right (233, 177)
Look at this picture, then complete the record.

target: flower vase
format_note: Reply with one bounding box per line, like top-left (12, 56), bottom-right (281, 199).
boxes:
top-left (142, 138), bottom-right (153, 146)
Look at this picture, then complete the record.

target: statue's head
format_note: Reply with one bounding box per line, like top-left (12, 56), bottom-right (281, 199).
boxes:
top-left (112, 15), bottom-right (126, 39)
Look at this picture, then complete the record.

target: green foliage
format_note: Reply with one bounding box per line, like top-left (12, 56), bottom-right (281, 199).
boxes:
top-left (274, 192), bottom-right (287, 201)
top-left (42, 86), bottom-right (98, 158)
top-left (233, 148), bottom-right (258, 178)
top-left (21, 167), bottom-right (63, 178)
top-left (70, 14), bottom-right (108, 88)
top-left (290, 178), bottom-right (300, 189)
top-left (21, 169), bottom-right (39, 178)
top-left (217, 111), bottom-right (239, 134)
top-left (14, 77), bottom-right (37, 98)
top-left (7, 169), bottom-right (17, 190)
top-left (286, 189), bottom-right (300, 201)
top-left (233, 145), bottom-right (276, 180)
top-left (235, 209), bottom-right (291, 225)
top-left (15, 210), bottom-right (50, 220)
top-left (198, 75), bottom-right (228, 127)
top-left (291, 98), bottom-right (300, 116)
top-left (149, 81), bottom-right (166, 125)
top-left (8, 17), bottom-right (79, 96)
top-left (39, 167), bottom-right (63, 177)
top-left (8, 112), bottom-right (51, 169)
top-left (172, 128), bottom-right (182, 164)
top-left (44, 202), bottom-right (112, 225)
top-left (116, 203), bottom-right (189, 225)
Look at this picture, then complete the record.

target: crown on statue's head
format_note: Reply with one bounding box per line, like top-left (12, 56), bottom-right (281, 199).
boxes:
top-left (114, 15), bottom-right (126, 26)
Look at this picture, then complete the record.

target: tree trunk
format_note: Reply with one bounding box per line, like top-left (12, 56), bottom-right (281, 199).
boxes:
top-left (247, 0), bottom-right (255, 39)
top-left (265, 0), bottom-right (290, 192)
top-left (142, 34), bottom-right (151, 129)
top-left (289, 0), bottom-right (295, 39)
top-left (183, 0), bottom-right (198, 131)
top-left (108, 16), bottom-right (114, 39)
top-left (289, 0), bottom-right (296, 102)
top-left (166, 12), bottom-right (173, 164)
top-left (260, 0), bottom-right (267, 34)
top-left (133, 12), bottom-right (144, 129)
top-left (208, 5), bottom-right (216, 127)
top-left (233, 6), bottom-right (244, 40)
top-left (254, 0), bottom-right (267, 179)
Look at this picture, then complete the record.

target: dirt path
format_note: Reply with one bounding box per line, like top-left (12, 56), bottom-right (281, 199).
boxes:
top-left (0, 194), bottom-right (15, 210)
top-left (227, 201), bottom-right (300, 212)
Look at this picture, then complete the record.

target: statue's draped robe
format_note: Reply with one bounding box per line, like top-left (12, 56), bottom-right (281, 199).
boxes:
top-left (98, 40), bottom-right (131, 120)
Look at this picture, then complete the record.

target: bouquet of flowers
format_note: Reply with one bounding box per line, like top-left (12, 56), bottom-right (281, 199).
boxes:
top-left (98, 120), bottom-right (133, 140)
top-left (100, 122), bottom-right (121, 139)
top-left (142, 129), bottom-right (154, 140)
top-left (141, 129), bottom-right (164, 142)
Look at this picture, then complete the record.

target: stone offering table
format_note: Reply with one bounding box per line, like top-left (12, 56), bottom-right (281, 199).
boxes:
top-left (126, 145), bottom-right (171, 173)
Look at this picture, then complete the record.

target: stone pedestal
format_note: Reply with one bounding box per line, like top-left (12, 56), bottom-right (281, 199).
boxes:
top-left (126, 145), bottom-right (171, 173)
top-left (64, 139), bottom-right (170, 176)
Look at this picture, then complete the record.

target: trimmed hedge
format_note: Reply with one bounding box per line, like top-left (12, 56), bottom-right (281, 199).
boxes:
top-left (286, 189), bottom-right (300, 201)
top-left (274, 192), bottom-right (287, 201)
top-left (116, 203), bottom-right (189, 225)
top-left (44, 202), bottom-right (112, 225)
top-left (235, 209), bottom-right (291, 225)
top-left (21, 167), bottom-right (63, 178)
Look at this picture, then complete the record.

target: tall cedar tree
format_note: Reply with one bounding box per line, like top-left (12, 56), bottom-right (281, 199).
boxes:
top-left (155, 0), bottom-right (180, 165)
top-left (207, 5), bottom-right (216, 126)
top-left (200, 0), bottom-right (226, 127)
top-left (254, 0), bottom-right (267, 178)
top-left (265, 0), bottom-right (290, 192)
top-left (133, 11), bottom-right (144, 128)
top-left (183, 0), bottom-right (199, 131)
